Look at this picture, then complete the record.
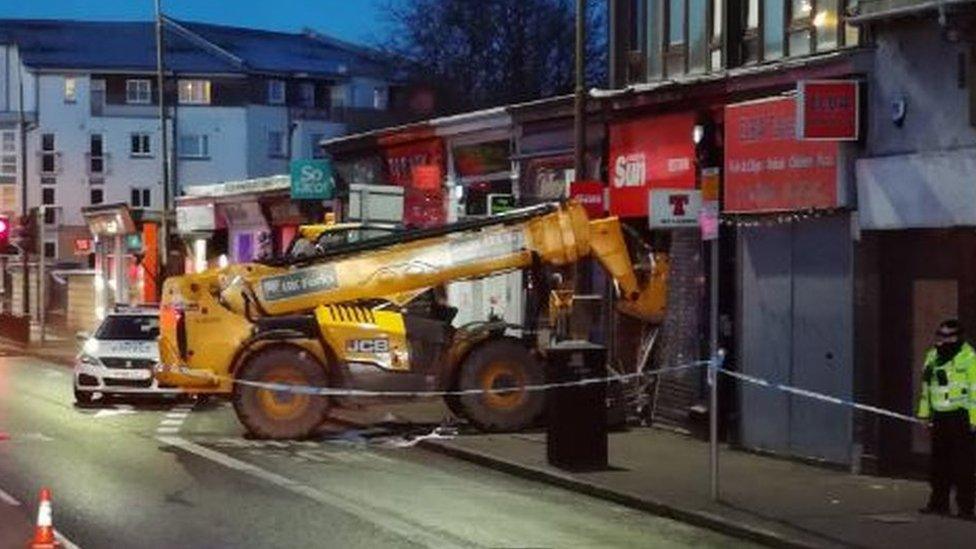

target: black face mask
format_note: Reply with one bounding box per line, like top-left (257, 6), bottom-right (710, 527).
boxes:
top-left (937, 341), bottom-right (962, 362)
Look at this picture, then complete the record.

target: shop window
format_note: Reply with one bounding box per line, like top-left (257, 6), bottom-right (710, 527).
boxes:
top-left (452, 140), bottom-right (511, 180)
top-left (462, 180), bottom-right (513, 217)
top-left (126, 79), bottom-right (151, 104)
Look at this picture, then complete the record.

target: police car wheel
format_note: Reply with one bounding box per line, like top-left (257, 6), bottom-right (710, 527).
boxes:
top-left (232, 347), bottom-right (331, 440)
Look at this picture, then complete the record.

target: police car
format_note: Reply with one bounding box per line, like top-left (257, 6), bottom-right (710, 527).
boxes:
top-left (73, 305), bottom-right (180, 404)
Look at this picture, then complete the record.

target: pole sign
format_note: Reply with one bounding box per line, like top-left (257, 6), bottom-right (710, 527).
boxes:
top-left (649, 189), bottom-right (702, 229)
top-left (290, 159), bottom-right (335, 200)
top-left (797, 80), bottom-right (859, 141)
top-left (700, 168), bottom-right (720, 241)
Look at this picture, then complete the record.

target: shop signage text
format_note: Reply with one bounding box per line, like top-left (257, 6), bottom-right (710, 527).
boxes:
top-left (609, 112), bottom-right (696, 218)
top-left (569, 181), bottom-right (605, 218)
top-left (176, 204), bottom-right (217, 233)
top-left (725, 97), bottom-right (841, 212)
top-left (649, 189), bottom-right (702, 229)
top-left (797, 80), bottom-right (859, 141)
top-left (384, 139), bottom-right (443, 187)
top-left (290, 159), bottom-right (335, 200)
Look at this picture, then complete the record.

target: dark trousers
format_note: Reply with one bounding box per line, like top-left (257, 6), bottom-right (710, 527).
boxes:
top-left (928, 410), bottom-right (976, 514)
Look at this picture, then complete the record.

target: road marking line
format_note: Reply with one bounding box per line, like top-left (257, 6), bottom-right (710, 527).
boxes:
top-left (55, 530), bottom-right (82, 549)
top-left (0, 486), bottom-right (20, 506)
top-left (158, 419), bottom-right (185, 426)
top-left (0, 487), bottom-right (81, 549)
top-left (156, 427), bottom-right (181, 434)
top-left (165, 413), bottom-right (189, 419)
top-left (157, 435), bottom-right (469, 549)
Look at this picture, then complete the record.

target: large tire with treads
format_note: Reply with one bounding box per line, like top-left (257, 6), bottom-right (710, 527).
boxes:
top-left (456, 338), bottom-right (545, 432)
top-left (232, 347), bottom-right (331, 439)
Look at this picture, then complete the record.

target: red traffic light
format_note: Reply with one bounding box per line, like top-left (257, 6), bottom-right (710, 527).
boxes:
top-left (0, 217), bottom-right (8, 236)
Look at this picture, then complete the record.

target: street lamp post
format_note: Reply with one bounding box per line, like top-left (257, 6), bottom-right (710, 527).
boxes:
top-left (155, 0), bottom-right (171, 286)
top-left (573, 0), bottom-right (586, 180)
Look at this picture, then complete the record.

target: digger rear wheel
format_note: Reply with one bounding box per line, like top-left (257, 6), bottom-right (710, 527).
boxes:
top-left (456, 338), bottom-right (545, 432)
top-left (232, 347), bottom-right (331, 439)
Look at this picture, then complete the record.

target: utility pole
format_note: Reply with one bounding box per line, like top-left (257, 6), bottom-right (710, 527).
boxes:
top-left (573, 0), bottom-right (586, 180)
top-left (18, 66), bottom-right (29, 318)
top-left (155, 0), bottom-right (170, 285)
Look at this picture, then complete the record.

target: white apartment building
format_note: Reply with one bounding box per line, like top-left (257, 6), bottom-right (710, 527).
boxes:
top-left (0, 18), bottom-right (399, 263)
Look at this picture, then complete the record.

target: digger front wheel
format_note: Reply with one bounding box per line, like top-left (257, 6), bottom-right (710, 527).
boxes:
top-left (456, 338), bottom-right (545, 432)
top-left (232, 347), bottom-right (331, 439)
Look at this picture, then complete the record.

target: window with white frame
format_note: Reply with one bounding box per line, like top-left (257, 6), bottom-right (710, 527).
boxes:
top-left (268, 131), bottom-right (287, 158)
top-left (0, 185), bottom-right (16, 214)
top-left (43, 241), bottom-right (56, 259)
top-left (90, 188), bottom-right (104, 205)
top-left (40, 133), bottom-right (57, 174)
top-left (130, 188), bottom-right (151, 207)
top-left (268, 80), bottom-right (286, 104)
top-left (179, 134), bottom-right (210, 159)
top-left (89, 134), bottom-right (105, 174)
top-left (178, 80), bottom-right (211, 105)
top-left (126, 79), bottom-right (152, 104)
top-left (1, 132), bottom-right (16, 177)
top-left (299, 82), bottom-right (315, 108)
top-left (64, 77), bottom-right (77, 103)
top-left (42, 187), bottom-right (55, 206)
top-left (130, 133), bottom-right (152, 157)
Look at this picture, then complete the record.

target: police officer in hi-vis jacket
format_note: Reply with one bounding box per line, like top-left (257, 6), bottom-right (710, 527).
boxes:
top-left (917, 320), bottom-right (976, 519)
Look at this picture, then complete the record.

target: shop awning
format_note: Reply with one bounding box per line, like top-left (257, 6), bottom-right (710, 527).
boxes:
top-left (857, 148), bottom-right (976, 229)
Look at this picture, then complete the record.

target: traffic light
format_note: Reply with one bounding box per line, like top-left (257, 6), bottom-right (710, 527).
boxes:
top-left (0, 214), bottom-right (10, 254)
top-left (12, 209), bottom-right (38, 256)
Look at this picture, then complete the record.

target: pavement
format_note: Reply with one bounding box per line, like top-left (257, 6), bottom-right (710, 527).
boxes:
top-left (0, 342), bottom-right (749, 548)
top-left (10, 333), bottom-right (976, 548)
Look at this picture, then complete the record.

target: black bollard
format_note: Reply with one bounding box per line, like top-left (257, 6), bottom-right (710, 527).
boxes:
top-left (545, 340), bottom-right (608, 471)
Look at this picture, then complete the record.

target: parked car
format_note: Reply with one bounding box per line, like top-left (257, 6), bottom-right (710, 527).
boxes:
top-left (73, 305), bottom-right (181, 404)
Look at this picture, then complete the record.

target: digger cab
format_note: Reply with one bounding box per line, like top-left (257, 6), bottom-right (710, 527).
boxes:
top-left (284, 222), bottom-right (401, 260)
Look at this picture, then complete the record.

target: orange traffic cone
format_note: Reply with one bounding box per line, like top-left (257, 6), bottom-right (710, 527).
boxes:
top-left (28, 488), bottom-right (60, 549)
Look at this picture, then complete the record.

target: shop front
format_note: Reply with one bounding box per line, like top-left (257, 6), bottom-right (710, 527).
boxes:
top-left (856, 148), bottom-right (976, 473)
top-left (381, 133), bottom-right (446, 228)
top-left (82, 204), bottom-right (161, 318)
top-left (725, 94), bottom-right (856, 465)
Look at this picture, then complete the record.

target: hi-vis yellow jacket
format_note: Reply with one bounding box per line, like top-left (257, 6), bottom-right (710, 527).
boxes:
top-left (917, 343), bottom-right (976, 426)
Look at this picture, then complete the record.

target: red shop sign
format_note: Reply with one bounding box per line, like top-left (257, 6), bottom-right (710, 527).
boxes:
top-left (569, 181), bottom-right (605, 218)
top-left (608, 112), bottom-right (696, 218)
top-left (411, 164), bottom-right (442, 191)
top-left (797, 80), bottom-right (859, 141)
top-left (725, 96), bottom-right (841, 213)
top-left (383, 139), bottom-right (444, 187)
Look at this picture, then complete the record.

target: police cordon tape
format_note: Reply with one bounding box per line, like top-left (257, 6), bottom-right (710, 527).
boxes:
top-left (717, 367), bottom-right (926, 425)
top-left (169, 360), bottom-right (711, 398)
top-left (165, 356), bottom-right (926, 425)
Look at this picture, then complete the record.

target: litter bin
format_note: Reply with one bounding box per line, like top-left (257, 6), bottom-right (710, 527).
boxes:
top-left (545, 340), bottom-right (608, 471)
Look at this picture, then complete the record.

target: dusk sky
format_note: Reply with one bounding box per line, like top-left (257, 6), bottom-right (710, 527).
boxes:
top-left (0, 0), bottom-right (392, 46)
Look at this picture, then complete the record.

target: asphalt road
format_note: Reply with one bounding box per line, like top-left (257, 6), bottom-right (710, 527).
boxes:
top-left (0, 353), bottom-right (756, 549)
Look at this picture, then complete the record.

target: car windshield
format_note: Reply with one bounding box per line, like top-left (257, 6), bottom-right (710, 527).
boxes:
top-left (94, 315), bottom-right (160, 341)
